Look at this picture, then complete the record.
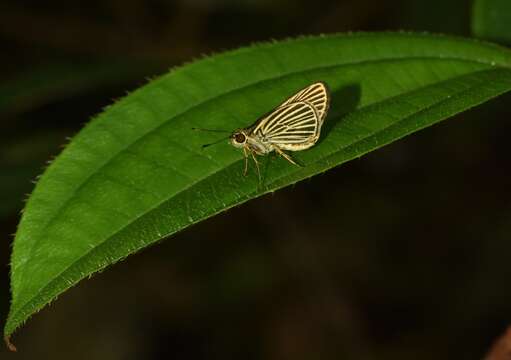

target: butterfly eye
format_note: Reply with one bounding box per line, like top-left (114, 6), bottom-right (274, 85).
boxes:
top-left (234, 133), bottom-right (246, 144)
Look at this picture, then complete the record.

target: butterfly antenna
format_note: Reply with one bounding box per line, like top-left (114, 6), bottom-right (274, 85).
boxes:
top-left (201, 136), bottom-right (230, 149)
top-left (193, 127), bottom-right (231, 149)
top-left (192, 127), bottom-right (230, 133)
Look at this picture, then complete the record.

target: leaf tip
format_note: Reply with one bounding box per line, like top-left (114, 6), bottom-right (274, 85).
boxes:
top-left (4, 335), bottom-right (17, 352)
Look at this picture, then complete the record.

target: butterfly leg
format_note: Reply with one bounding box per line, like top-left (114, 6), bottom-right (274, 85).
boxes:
top-left (242, 147), bottom-right (249, 176)
top-left (274, 146), bottom-right (302, 167)
top-left (250, 151), bottom-right (262, 182)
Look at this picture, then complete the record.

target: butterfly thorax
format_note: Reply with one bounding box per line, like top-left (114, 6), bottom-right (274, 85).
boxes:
top-left (246, 131), bottom-right (273, 154)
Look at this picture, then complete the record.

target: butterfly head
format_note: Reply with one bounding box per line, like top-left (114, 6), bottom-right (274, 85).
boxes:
top-left (230, 130), bottom-right (248, 148)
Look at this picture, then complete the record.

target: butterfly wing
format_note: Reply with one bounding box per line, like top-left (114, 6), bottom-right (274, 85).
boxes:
top-left (252, 101), bottom-right (320, 151)
top-left (277, 82), bottom-right (330, 124)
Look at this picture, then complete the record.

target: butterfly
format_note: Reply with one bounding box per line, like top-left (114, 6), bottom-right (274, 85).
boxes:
top-left (230, 82), bottom-right (330, 178)
top-left (195, 81), bottom-right (330, 179)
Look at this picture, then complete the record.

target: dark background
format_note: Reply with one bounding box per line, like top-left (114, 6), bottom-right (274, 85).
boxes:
top-left (1, 0), bottom-right (511, 359)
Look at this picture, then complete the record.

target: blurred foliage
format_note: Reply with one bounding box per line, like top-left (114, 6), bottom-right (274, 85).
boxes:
top-left (0, 60), bottom-right (165, 118)
top-left (1, 0), bottom-right (511, 359)
top-left (472, 0), bottom-right (511, 45)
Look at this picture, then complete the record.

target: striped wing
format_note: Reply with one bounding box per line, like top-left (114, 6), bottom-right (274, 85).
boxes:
top-left (252, 101), bottom-right (320, 151)
top-left (278, 82), bottom-right (330, 123)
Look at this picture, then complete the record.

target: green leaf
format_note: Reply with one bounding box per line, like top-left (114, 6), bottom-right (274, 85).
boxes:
top-left (5, 33), bottom-right (511, 343)
top-left (472, 0), bottom-right (511, 45)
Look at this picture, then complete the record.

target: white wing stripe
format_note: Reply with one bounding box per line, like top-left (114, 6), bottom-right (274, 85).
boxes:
top-left (264, 104), bottom-right (314, 133)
